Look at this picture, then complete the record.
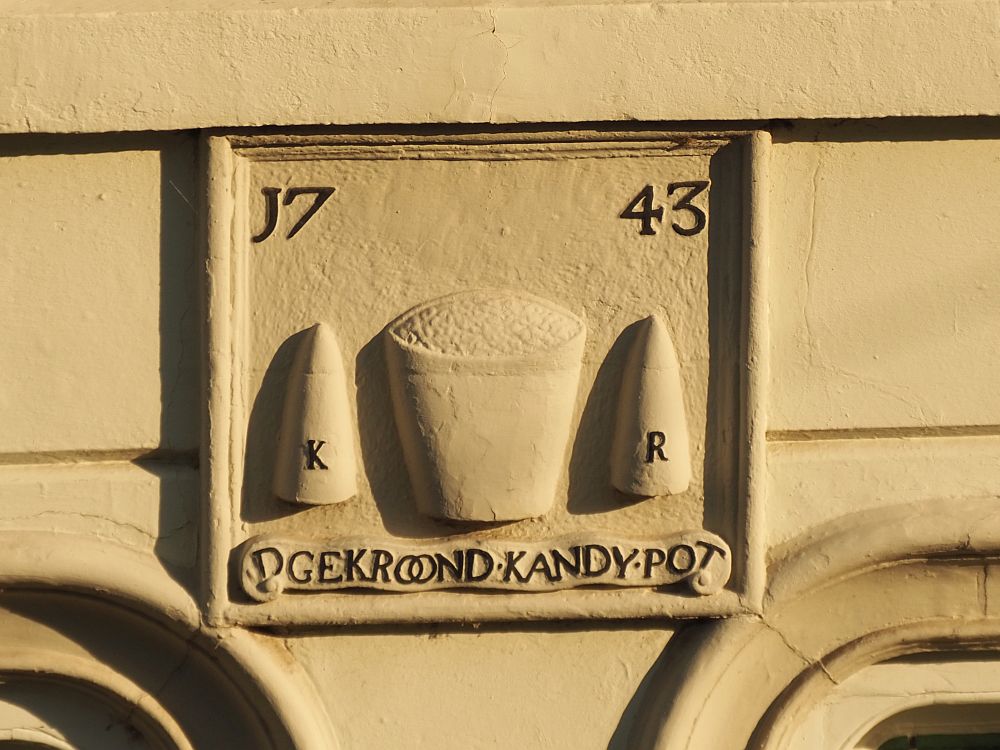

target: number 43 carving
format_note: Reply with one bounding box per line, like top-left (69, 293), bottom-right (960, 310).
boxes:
top-left (620, 181), bottom-right (709, 237)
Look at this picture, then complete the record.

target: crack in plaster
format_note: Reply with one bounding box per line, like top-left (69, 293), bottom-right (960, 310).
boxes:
top-left (168, 180), bottom-right (195, 215)
top-left (0, 510), bottom-right (192, 544)
top-left (981, 564), bottom-right (990, 616)
top-left (485, 9), bottom-right (510, 123)
top-left (121, 628), bottom-right (199, 732)
top-left (445, 10), bottom-right (514, 122)
top-left (802, 150), bottom-right (821, 367)
top-left (798, 146), bottom-right (939, 423)
top-left (278, 637), bottom-right (296, 660)
top-left (162, 188), bottom-right (198, 423)
top-left (763, 618), bottom-right (839, 685)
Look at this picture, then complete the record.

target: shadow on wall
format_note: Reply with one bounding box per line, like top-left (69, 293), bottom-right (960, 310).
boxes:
top-left (566, 319), bottom-right (643, 516)
top-left (568, 141), bottom-right (744, 548)
top-left (152, 135), bottom-right (201, 596)
top-left (0, 591), bottom-right (288, 748)
top-left (241, 329), bottom-right (310, 526)
top-left (0, 677), bottom-right (156, 748)
top-left (605, 622), bottom-right (715, 749)
top-left (241, 325), bottom-right (487, 538)
top-left (0, 133), bottom-right (203, 600)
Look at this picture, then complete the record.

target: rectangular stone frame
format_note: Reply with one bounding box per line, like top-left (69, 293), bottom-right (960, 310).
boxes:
top-left (200, 128), bottom-right (770, 627)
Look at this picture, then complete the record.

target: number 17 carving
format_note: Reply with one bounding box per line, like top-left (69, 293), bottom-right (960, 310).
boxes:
top-left (252, 186), bottom-right (336, 243)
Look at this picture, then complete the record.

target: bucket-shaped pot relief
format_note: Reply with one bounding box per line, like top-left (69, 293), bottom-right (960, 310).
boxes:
top-left (385, 289), bottom-right (586, 522)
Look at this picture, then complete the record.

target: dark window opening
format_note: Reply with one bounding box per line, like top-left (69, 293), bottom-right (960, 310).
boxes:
top-left (880, 735), bottom-right (1000, 750)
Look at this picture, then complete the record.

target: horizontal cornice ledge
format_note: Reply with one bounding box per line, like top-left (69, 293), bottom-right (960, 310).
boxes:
top-left (2, 0), bottom-right (998, 134)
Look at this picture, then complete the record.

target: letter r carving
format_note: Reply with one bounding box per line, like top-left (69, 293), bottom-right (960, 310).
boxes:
top-left (645, 431), bottom-right (668, 463)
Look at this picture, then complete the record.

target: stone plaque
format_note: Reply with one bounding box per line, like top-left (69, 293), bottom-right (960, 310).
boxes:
top-left (204, 129), bottom-right (768, 625)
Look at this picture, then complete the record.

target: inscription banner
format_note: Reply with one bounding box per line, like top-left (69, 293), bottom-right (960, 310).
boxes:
top-left (241, 531), bottom-right (731, 601)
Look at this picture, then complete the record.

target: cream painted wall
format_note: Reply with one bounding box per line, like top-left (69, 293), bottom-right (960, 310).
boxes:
top-left (769, 128), bottom-right (1000, 433)
top-left (0, 4), bottom-right (998, 745)
top-left (766, 121), bottom-right (1000, 551)
top-left (0, 136), bottom-right (199, 455)
top-left (1, 120), bottom-right (998, 747)
top-left (0, 136), bottom-right (199, 583)
top-left (0, 135), bottom-right (200, 592)
top-left (3, 3), bottom-right (999, 132)
top-left (288, 626), bottom-right (672, 749)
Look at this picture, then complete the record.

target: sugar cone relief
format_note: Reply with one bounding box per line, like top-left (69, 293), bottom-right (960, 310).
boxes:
top-left (610, 315), bottom-right (692, 497)
top-left (273, 323), bottom-right (358, 505)
top-left (385, 289), bottom-right (586, 522)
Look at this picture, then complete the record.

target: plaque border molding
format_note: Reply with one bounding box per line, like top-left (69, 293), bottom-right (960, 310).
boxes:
top-left (200, 127), bottom-right (771, 626)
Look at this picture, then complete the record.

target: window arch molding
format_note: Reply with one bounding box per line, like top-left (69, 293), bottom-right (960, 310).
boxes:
top-left (632, 497), bottom-right (1000, 750)
top-left (0, 530), bottom-right (339, 750)
top-left (856, 702), bottom-right (1000, 750)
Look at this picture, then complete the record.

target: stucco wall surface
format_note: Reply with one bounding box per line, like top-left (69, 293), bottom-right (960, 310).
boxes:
top-left (766, 122), bottom-right (1000, 550)
top-left (2, 1), bottom-right (999, 133)
top-left (0, 4), bottom-right (998, 746)
top-left (1, 119), bottom-right (996, 746)
top-left (288, 626), bottom-right (673, 749)
top-left (0, 135), bottom-right (200, 583)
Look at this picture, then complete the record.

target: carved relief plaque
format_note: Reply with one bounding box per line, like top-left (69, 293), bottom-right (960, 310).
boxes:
top-left (204, 129), bottom-right (768, 625)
